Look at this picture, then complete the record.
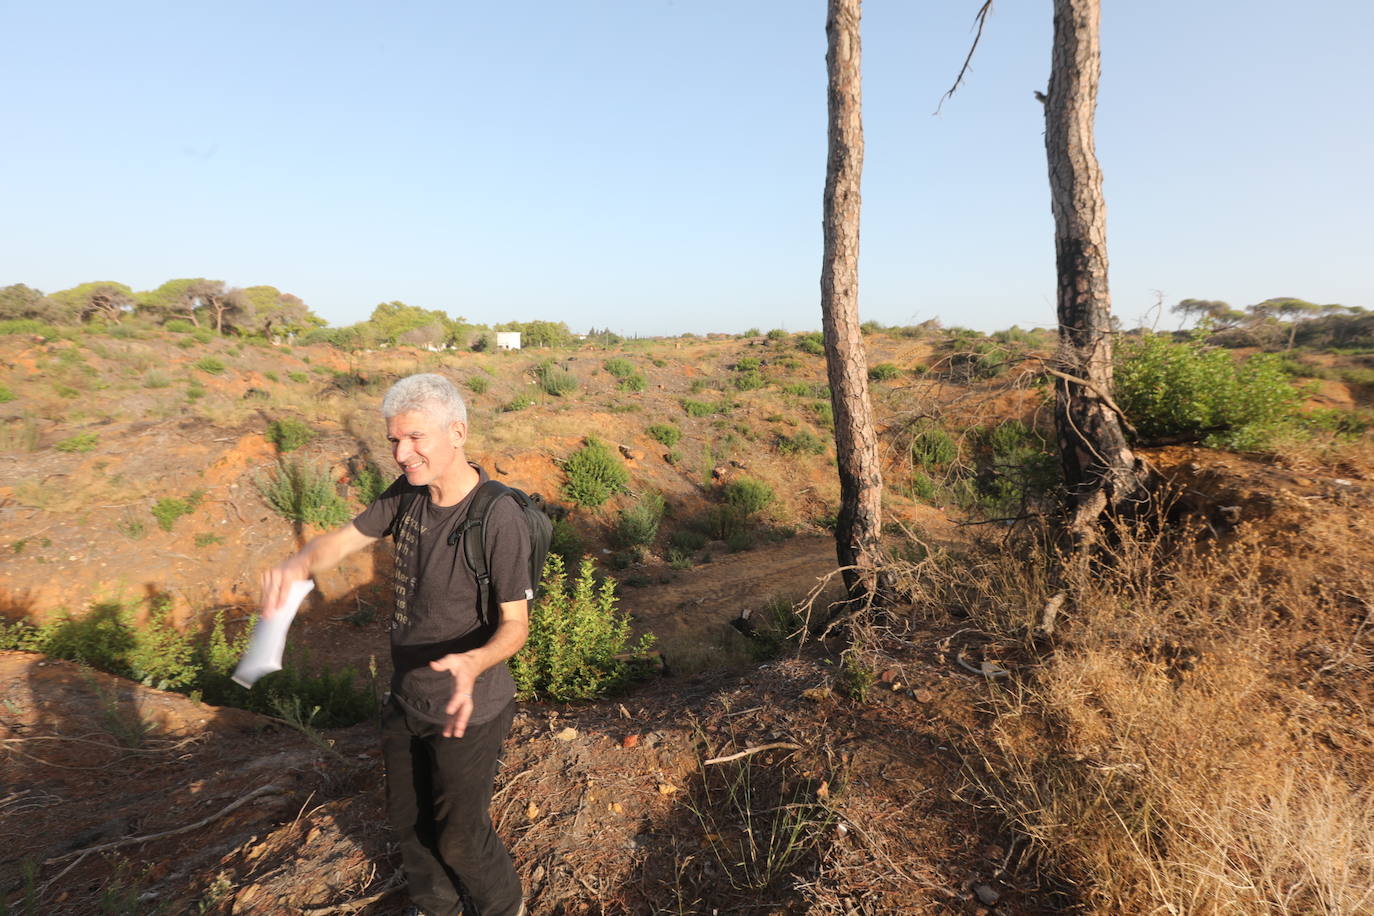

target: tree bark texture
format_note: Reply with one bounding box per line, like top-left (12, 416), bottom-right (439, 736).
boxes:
top-left (822, 0), bottom-right (884, 602)
top-left (1044, 0), bottom-right (1150, 535)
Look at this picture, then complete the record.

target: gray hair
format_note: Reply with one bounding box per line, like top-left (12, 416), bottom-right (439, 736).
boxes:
top-left (381, 373), bottom-right (467, 426)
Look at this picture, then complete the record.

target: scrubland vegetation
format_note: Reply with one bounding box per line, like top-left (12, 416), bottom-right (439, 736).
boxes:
top-left (1, 292), bottom-right (1372, 913)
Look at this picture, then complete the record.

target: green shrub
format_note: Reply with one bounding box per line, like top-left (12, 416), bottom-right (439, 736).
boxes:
top-left (142, 371), bottom-right (171, 388)
top-left (562, 437), bottom-right (629, 507)
top-left (550, 516), bottom-right (585, 569)
top-left (647, 423), bottom-right (682, 447)
top-left (777, 430), bottom-right (827, 456)
top-left (0, 386), bottom-right (14, 403)
top-left (0, 318), bottom-right (64, 337)
top-left (193, 356), bottom-right (226, 374)
top-left (256, 459), bottom-right (351, 528)
top-left (351, 460), bottom-right (389, 505)
top-left (735, 357), bottom-right (762, 372)
top-left (503, 393), bottom-right (535, 412)
top-left (796, 332), bottom-right (825, 356)
top-left (603, 357), bottom-right (636, 379)
top-left (288, 370), bottom-right (309, 384)
top-left (868, 362), bottom-right (901, 381)
top-left (266, 417), bottom-right (316, 453)
top-left (723, 477), bottom-right (774, 516)
top-left (535, 361), bottom-right (578, 397)
top-left (152, 491), bottom-right (202, 532)
top-left (465, 375), bottom-right (490, 394)
top-left (810, 399), bottom-right (834, 428)
top-left (164, 319), bottom-right (196, 333)
top-left (54, 431), bottom-right (99, 452)
top-left (766, 329), bottom-right (788, 340)
top-left (781, 381), bottom-right (830, 399)
top-left (619, 372), bottom-right (646, 392)
top-left (682, 399), bottom-right (714, 417)
top-left (614, 492), bottom-right (666, 549)
top-left (1115, 334), bottom-right (1302, 449)
top-left (54, 383), bottom-right (79, 398)
top-left (909, 423), bottom-right (958, 467)
top-left (509, 555), bottom-right (655, 701)
top-left (733, 370), bottom-right (766, 391)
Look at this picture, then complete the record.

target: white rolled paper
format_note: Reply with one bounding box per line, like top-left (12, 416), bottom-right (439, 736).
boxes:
top-left (231, 579), bottom-right (314, 688)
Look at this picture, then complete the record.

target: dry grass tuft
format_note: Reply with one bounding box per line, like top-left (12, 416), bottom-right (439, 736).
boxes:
top-left (878, 509), bottom-right (1374, 915)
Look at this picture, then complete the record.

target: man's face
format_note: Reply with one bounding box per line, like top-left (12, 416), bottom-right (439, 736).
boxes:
top-left (386, 407), bottom-right (466, 489)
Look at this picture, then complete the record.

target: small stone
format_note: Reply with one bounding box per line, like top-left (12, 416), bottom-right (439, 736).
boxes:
top-left (556, 727), bottom-right (578, 742)
top-left (973, 883), bottom-right (1001, 905)
top-left (801, 686), bottom-right (831, 703)
top-left (658, 783), bottom-right (679, 795)
top-left (611, 802), bottom-right (624, 814)
top-left (878, 668), bottom-right (897, 683)
top-left (618, 444), bottom-right (642, 460)
top-left (621, 734), bottom-right (640, 749)
top-left (912, 688), bottom-right (934, 703)
top-left (526, 802), bottom-right (540, 819)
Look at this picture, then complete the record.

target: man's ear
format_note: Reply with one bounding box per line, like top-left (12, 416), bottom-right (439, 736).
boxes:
top-left (450, 420), bottom-right (468, 447)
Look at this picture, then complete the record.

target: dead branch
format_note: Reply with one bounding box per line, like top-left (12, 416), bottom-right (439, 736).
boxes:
top-left (43, 783), bottom-right (284, 865)
top-left (935, 0), bottom-right (996, 114)
top-left (703, 742), bottom-right (801, 766)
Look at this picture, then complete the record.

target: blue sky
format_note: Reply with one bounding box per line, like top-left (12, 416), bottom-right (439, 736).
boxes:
top-left (3, 1), bottom-right (1370, 336)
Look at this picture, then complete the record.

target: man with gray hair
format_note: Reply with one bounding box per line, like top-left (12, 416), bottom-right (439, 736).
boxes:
top-left (262, 372), bottom-right (530, 916)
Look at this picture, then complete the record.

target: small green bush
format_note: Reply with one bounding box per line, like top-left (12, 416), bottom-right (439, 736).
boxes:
top-left (733, 370), bottom-right (766, 391)
top-left (766, 329), bottom-right (788, 340)
top-left (777, 430), bottom-right (827, 456)
top-left (509, 555), bottom-right (655, 701)
top-left (619, 373), bottom-right (647, 392)
top-left (868, 362), bottom-right (901, 381)
top-left (193, 356), bottom-right (226, 374)
top-left (0, 386), bottom-right (14, 403)
top-left (152, 491), bottom-right (202, 532)
top-left (909, 423), bottom-right (958, 467)
top-left (465, 375), bottom-right (490, 394)
top-left (164, 319), bottom-right (197, 333)
top-left (682, 399), bottom-right (714, 417)
top-left (535, 361), bottom-right (578, 397)
top-left (257, 459), bottom-right (351, 528)
top-left (351, 460), bottom-right (389, 505)
top-left (288, 370), bottom-right (309, 384)
top-left (796, 332), bottom-right (825, 356)
top-left (503, 393), bottom-right (535, 412)
top-left (0, 319), bottom-right (63, 337)
top-left (266, 417), bottom-right (316, 453)
top-left (54, 431), bottom-right (99, 452)
top-left (723, 477), bottom-right (774, 516)
top-left (614, 492), bottom-right (666, 549)
top-left (647, 423), bottom-right (682, 447)
top-left (1115, 334), bottom-right (1301, 449)
top-left (142, 371), bottom-right (171, 388)
top-left (54, 384), bottom-right (79, 398)
top-left (735, 357), bottom-right (762, 372)
top-left (603, 357), bottom-right (636, 379)
top-left (549, 516), bottom-right (585, 569)
top-left (562, 437), bottom-right (629, 507)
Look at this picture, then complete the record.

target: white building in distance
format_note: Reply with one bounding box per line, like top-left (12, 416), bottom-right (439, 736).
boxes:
top-left (496, 331), bottom-right (521, 351)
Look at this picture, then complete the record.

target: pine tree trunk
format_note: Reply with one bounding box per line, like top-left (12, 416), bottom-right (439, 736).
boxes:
top-left (1044, 0), bottom-right (1150, 538)
top-left (822, 0), bottom-right (884, 602)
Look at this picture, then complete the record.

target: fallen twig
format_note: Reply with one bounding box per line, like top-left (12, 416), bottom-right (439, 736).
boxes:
top-left (703, 742), bottom-right (800, 766)
top-left (43, 783), bottom-right (283, 865)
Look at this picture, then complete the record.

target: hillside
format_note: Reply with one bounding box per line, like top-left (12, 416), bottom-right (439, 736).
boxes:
top-left (2, 326), bottom-right (1372, 914)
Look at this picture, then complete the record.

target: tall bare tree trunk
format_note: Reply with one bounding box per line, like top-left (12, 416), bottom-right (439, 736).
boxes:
top-left (1044, 0), bottom-right (1149, 538)
top-left (822, 0), bottom-right (884, 603)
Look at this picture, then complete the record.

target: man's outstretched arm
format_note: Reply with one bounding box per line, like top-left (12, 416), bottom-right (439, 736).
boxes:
top-left (429, 599), bottom-right (530, 738)
top-left (260, 523), bottom-right (378, 616)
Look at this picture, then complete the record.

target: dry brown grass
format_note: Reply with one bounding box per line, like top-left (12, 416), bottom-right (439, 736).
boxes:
top-left (877, 506), bottom-right (1374, 915)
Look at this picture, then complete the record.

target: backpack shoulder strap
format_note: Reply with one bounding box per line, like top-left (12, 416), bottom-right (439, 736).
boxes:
top-left (457, 480), bottom-right (516, 625)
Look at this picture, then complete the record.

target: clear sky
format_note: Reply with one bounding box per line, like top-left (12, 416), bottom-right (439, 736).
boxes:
top-left (3, 1), bottom-right (1371, 336)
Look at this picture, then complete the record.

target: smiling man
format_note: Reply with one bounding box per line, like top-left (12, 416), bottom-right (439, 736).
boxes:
top-left (261, 373), bottom-right (530, 916)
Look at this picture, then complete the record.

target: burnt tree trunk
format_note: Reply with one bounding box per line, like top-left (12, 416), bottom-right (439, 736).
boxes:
top-left (822, 0), bottom-right (884, 603)
top-left (1044, 0), bottom-right (1150, 537)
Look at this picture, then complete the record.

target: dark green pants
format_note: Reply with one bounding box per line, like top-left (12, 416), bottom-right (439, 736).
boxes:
top-left (381, 698), bottom-right (521, 916)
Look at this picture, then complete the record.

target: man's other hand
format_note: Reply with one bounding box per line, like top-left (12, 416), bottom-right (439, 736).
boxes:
top-left (430, 653), bottom-right (481, 738)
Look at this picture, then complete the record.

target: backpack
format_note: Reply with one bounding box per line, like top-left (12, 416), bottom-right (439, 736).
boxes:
top-left (386, 480), bottom-right (554, 624)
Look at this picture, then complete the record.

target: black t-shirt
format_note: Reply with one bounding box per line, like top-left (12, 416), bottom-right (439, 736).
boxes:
top-left (353, 465), bottom-right (532, 726)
